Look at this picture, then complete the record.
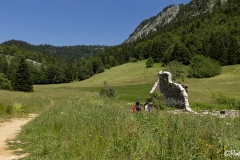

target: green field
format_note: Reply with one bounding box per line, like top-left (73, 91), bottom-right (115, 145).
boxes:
top-left (1, 60), bottom-right (240, 159)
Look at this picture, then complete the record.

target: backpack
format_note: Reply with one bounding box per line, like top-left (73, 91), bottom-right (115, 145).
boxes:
top-left (136, 105), bottom-right (141, 111)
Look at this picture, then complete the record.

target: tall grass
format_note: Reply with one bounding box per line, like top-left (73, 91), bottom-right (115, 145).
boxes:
top-left (2, 62), bottom-right (240, 159)
top-left (9, 96), bottom-right (240, 159)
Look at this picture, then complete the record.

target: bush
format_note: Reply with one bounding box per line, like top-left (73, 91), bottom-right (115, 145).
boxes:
top-left (188, 55), bottom-right (221, 78)
top-left (129, 57), bottom-right (138, 63)
top-left (165, 60), bottom-right (187, 83)
top-left (148, 91), bottom-right (167, 110)
top-left (146, 57), bottom-right (154, 68)
top-left (100, 81), bottom-right (117, 98)
top-left (0, 73), bottom-right (11, 90)
top-left (105, 64), bottom-right (111, 69)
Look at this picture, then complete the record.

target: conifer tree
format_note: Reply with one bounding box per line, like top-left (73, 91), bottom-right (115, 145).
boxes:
top-left (172, 42), bottom-right (191, 65)
top-left (0, 55), bottom-right (8, 74)
top-left (226, 35), bottom-right (238, 65)
top-left (12, 57), bottom-right (33, 92)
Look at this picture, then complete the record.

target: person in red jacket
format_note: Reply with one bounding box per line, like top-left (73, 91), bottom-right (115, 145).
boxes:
top-left (131, 102), bottom-right (141, 113)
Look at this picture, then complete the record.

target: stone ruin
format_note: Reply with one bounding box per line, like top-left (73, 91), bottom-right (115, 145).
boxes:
top-left (200, 110), bottom-right (239, 118)
top-left (169, 109), bottom-right (239, 118)
top-left (150, 71), bottom-right (194, 112)
top-left (150, 71), bottom-right (239, 117)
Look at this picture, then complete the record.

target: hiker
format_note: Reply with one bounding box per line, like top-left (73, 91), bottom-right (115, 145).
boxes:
top-left (144, 99), bottom-right (153, 113)
top-left (131, 101), bottom-right (141, 113)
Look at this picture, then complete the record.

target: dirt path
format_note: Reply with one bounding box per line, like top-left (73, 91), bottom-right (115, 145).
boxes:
top-left (0, 114), bottom-right (37, 160)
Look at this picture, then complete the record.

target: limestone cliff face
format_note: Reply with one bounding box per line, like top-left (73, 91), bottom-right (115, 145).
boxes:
top-left (125, 0), bottom-right (221, 43)
top-left (125, 5), bottom-right (179, 43)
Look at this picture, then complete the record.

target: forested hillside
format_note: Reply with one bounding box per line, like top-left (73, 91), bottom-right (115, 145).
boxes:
top-left (1, 40), bottom-right (107, 62)
top-left (94, 0), bottom-right (239, 69)
top-left (0, 0), bottom-right (240, 91)
top-left (0, 40), bottom-right (107, 90)
top-left (0, 41), bottom-right (106, 89)
top-left (89, 0), bottom-right (239, 79)
top-left (0, 44), bottom-right (74, 87)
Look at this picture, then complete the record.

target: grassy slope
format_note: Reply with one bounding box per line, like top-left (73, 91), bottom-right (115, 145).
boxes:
top-left (186, 65), bottom-right (240, 102)
top-left (1, 61), bottom-right (240, 159)
top-left (34, 60), bottom-right (240, 103)
top-left (1, 60), bottom-right (239, 116)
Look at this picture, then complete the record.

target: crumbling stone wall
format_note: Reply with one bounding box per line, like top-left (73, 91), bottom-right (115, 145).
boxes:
top-left (151, 71), bottom-right (193, 111)
top-left (201, 110), bottom-right (239, 118)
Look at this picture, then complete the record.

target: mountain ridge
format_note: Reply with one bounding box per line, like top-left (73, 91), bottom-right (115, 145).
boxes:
top-left (125, 0), bottom-right (230, 43)
top-left (1, 39), bottom-right (107, 62)
top-left (125, 5), bottom-right (180, 43)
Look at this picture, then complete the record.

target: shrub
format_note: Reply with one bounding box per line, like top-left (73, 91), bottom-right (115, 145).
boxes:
top-left (146, 57), bottom-right (154, 68)
top-left (188, 55), bottom-right (221, 78)
top-left (147, 91), bottom-right (167, 110)
top-left (165, 60), bottom-right (187, 83)
top-left (100, 81), bottom-right (117, 98)
top-left (0, 73), bottom-right (11, 90)
top-left (129, 57), bottom-right (138, 63)
top-left (105, 64), bottom-right (111, 69)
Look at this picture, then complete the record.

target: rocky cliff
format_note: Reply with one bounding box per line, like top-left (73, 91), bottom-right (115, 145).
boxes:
top-left (125, 0), bottom-right (225, 43)
top-left (125, 5), bottom-right (180, 43)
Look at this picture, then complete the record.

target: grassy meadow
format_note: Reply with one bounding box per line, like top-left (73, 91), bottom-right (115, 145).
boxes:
top-left (1, 60), bottom-right (240, 159)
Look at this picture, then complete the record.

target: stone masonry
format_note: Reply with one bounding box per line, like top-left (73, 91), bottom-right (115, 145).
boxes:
top-left (150, 71), bottom-right (239, 117)
top-left (150, 71), bottom-right (194, 112)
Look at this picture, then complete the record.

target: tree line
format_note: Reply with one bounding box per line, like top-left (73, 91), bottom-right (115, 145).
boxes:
top-left (0, 0), bottom-right (239, 92)
top-left (2, 40), bottom-right (107, 62)
top-left (0, 43), bottom-right (106, 91)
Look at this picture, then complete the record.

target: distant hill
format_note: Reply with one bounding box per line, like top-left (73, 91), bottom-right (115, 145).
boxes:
top-left (1, 40), bottom-right (108, 62)
top-left (0, 39), bottom-right (108, 85)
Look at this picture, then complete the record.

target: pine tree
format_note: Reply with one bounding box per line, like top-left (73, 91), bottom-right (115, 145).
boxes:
top-left (172, 42), bottom-right (191, 65)
top-left (226, 35), bottom-right (238, 65)
top-left (0, 55), bottom-right (8, 74)
top-left (12, 57), bottom-right (33, 92)
top-left (209, 33), bottom-right (224, 63)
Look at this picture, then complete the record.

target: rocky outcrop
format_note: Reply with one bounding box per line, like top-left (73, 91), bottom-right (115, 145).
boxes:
top-left (26, 59), bottom-right (42, 67)
top-left (126, 5), bottom-right (179, 43)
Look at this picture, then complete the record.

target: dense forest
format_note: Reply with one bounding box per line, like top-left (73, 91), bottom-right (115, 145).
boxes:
top-left (0, 0), bottom-right (239, 91)
top-left (79, 0), bottom-right (239, 80)
top-left (2, 40), bottom-right (107, 62)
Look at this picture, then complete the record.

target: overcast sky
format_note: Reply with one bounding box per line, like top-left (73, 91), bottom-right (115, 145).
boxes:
top-left (0, 0), bottom-right (191, 46)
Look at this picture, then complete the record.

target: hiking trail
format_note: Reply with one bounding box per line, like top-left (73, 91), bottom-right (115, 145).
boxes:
top-left (0, 114), bottom-right (37, 160)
